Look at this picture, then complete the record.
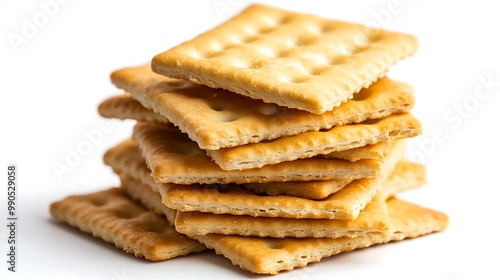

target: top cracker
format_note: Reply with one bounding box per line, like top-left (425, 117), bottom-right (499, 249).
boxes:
top-left (152, 4), bottom-right (418, 114)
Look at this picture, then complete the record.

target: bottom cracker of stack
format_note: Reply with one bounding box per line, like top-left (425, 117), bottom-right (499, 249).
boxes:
top-left (49, 188), bottom-right (205, 260)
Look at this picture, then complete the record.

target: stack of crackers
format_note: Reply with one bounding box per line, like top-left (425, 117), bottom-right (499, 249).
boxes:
top-left (50, 4), bottom-right (448, 275)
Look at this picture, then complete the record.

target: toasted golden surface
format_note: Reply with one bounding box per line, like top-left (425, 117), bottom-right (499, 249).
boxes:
top-left (192, 198), bottom-right (448, 274)
top-left (152, 4), bottom-right (418, 114)
top-left (50, 188), bottom-right (205, 261)
top-left (127, 125), bottom-right (382, 184)
top-left (111, 64), bottom-right (415, 150)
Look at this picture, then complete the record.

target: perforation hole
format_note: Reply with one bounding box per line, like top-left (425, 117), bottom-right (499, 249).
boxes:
top-left (208, 102), bottom-right (230, 112)
top-left (264, 240), bottom-right (283, 249)
top-left (114, 209), bottom-right (143, 219)
top-left (218, 113), bottom-right (240, 123)
top-left (89, 197), bottom-right (107, 207)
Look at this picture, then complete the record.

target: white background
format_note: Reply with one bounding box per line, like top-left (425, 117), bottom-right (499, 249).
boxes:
top-left (1, 0), bottom-right (499, 279)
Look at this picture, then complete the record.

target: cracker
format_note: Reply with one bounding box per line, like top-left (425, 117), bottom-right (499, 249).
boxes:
top-left (208, 113), bottom-right (421, 170)
top-left (106, 139), bottom-right (405, 220)
top-left (111, 64), bottom-right (415, 150)
top-left (97, 93), bottom-right (170, 124)
top-left (119, 174), bottom-right (390, 239)
top-left (151, 4), bottom-right (418, 114)
top-left (129, 124), bottom-right (382, 184)
top-left (104, 138), bottom-right (362, 200)
top-left (163, 141), bottom-right (406, 220)
top-left (49, 188), bottom-right (205, 261)
top-left (192, 198), bottom-right (448, 274)
top-left (171, 161), bottom-right (424, 238)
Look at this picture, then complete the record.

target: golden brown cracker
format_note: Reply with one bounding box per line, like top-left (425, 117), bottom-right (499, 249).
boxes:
top-left (104, 138), bottom-right (361, 200)
top-left (192, 198), bottom-right (448, 274)
top-left (152, 4), bottom-right (418, 114)
top-left (111, 64), bottom-right (415, 150)
top-left (129, 124), bottom-right (382, 184)
top-left (208, 113), bottom-right (421, 170)
top-left (106, 139), bottom-right (407, 220)
top-left (171, 161), bottom-right (425, 238)
top-left (49, 188), bottom-right (205, 261)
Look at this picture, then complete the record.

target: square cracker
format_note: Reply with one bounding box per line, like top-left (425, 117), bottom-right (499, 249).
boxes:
top-left (98, 93), bottom-right (170, 124)
top-left (208, 113), bottom-right (421, 170)
top-left (171, 161), bottom-right (426, 238)
top-left (49, 188), bottom-right (205, 261)
top-left (119, 174), bottom-right (389, 239)
top-left (111, 64), bottom-right (415, 150)
top-left (151, 4), bottom-right (418, 114)
top-left (192, 198), bottom-right (448, 274)
top-left (128, 124), bottom-right (382, 184)
top-left (104, 138), bottom-right (376, 201)
top-left (106, 139), bottom-right (406, 220)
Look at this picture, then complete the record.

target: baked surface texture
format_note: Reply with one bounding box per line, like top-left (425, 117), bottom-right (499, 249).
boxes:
top-left (152, 4), bottom-right (418, 114)
top-left (49, 188), bottom-right (205, 261)
top-left (111, 64), bottom-right (415, 150)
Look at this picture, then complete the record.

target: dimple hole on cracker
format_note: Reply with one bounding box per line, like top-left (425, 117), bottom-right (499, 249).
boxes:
top-left (207, 101), bottom-right (230, 112)
top-left (88, 196), bottom-right (108, 207)
top-left (264, 240), bottom-right (283, 250)
top-left (113, 209), bottom-right (143, 219)
top-left (217, 113), bottom-right (240, 123)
